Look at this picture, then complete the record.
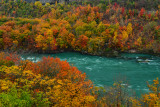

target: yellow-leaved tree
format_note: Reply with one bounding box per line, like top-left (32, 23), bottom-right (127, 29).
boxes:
top-left (142, 78), bottom-right (160, 107)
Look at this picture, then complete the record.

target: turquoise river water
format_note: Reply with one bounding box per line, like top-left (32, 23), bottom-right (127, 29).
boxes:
top-left (21, 52), bottom-right (160, 96)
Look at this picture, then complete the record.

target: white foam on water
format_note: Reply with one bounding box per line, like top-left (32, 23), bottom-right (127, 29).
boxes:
top-left (121, 83), bottom-right (127, 86)
top-left (21, 57), bottom-right (25, 60)
top-left (142, 88), bottom-right (149, 92)
top-left (128, 85), bottom-right (132, 88)
top-left (119, 62), bottom-right (122, 64)
top-left (136, 88), bottom-right (149, 92)
top-left (85, 67), bottom-right (92, 71)
top-left (148, 62), bottom-right (160, 65)
top-left (97, 84), bottom-right (104, 87)
top-left (27, 57), bottom-right (34, 60)
top-left (32, 58), bottom-right (40, 62)
top-left (96, 59), bottom-right (101, 63)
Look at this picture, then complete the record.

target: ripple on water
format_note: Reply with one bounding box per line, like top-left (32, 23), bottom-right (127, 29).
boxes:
top-left (148, 62), bottom-right (160, 66)
top-left (97, 84), bottom-right (104, 87)
top-left (128, 85), bottom-right (132, 88)
top-left (85, 67), bottom-right (92, 71)
top-left (95, 59), bottom-right (101, 63)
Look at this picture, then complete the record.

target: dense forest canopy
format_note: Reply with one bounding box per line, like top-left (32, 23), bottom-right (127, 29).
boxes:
top-left (0, 0), bottom-right (160, 106)
top-left (0, 0), bottom-right (160, 55)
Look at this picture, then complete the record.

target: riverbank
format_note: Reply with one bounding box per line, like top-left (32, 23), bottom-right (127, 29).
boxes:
top-left (1, 47), bottom-right (160, 59)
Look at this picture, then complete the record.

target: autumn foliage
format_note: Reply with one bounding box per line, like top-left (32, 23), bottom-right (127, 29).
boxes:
top-left (0, 1), bottom-right (160, 106)
top-left (0, 52), bottom-right (95, 106)
top-left (0, 1), bottom-right (160, 55)
top-left (0, 52), bottom-right (160, 106)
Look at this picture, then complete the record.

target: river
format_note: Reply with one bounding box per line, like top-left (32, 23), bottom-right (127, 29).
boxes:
top-left (21, 52), bottom-right (160, 96)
